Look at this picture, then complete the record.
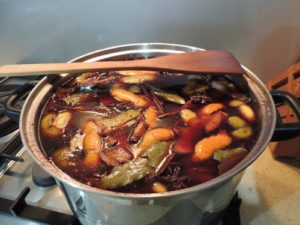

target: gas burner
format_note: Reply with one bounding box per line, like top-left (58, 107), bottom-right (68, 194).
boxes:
top-left (0, 131), bottom-right (23, 176)
top-left (0, 186), bottom-right (80, 225)
top-left (32, 164), bottom-right (56, 188)
top-left (0, 107), bottom-right (18, 138)
top-left (0, 77), bottom-right (42, 139)
top-left (0, 77), bottom-right (42, 176)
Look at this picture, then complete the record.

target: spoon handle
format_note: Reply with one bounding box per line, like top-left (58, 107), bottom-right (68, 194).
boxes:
top-left (0, 50), bottom-right (245, 77)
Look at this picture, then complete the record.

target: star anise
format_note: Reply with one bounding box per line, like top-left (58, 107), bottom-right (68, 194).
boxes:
top-left (157, 163), bottom-right (192, 191)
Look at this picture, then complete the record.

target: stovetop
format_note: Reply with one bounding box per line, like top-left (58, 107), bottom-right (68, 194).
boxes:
top-left (0, 148), bottom-right (78, 225)
top-left (0, 147), bottom-right (72, 214)
top-left (0, 76), bottom-right (78, 225)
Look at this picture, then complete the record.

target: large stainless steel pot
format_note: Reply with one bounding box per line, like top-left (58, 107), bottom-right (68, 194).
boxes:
top-left (19, 43), bottom-right (300, 225)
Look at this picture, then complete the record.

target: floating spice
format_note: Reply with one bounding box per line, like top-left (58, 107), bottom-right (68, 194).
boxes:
top-left (134, 128), bottom-right (174, 157)
top-left (232, 126), bottom-right (253, 139)
top-left (99, 142), bottom-right (171, 190)
top-left (120, 74), bottom-right (156, 84)
top-left (95, 109), bottom-right (141, 133)
top-left (111, 88), bottom-right (148, 107)
top-left (153, 91), bottom-right (185, 105)
top-left (214, 147), bottom-right (248, 162)
top-left (192, 131), bottom-right (232, 162)
top-left (40, 111), bottom-right (72, 138)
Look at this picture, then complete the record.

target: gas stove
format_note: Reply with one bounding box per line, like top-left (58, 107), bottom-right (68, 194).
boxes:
top-left (0, 77), bottom-right (242, 225)
top-left (0, 76), bottom-right (75, 225)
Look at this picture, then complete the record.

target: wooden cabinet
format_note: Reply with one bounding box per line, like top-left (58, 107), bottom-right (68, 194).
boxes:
top-left (267, 61), bottom-right (300, 159)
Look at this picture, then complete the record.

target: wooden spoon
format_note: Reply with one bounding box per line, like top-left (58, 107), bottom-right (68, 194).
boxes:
top-left (0, 50), bottom-right (245, 77)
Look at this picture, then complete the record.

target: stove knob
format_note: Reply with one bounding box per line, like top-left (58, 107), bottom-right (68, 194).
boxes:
top-left (32, 164), bottom-right (56, 188)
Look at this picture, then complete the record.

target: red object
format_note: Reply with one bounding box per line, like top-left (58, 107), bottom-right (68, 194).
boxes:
top-left (173, 118), bottom-right (206, 154)
top-left (184, 166), bottom-right (216, 183)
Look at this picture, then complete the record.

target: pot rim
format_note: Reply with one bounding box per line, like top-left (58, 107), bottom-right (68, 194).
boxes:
top-left (20, 42), bottom-right (276, 199)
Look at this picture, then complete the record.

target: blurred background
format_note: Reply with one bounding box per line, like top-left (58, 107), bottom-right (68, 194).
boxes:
top-left (0, 0), bottom-right (299, 82)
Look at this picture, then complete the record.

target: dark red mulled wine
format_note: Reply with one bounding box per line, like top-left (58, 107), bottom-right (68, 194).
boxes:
top-left (39, 70), bottom-right (259, 193)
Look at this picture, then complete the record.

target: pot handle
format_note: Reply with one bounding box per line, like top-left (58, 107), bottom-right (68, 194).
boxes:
top-left (271, 90), bottom-right (300, 141)
top-left (3, 81), bottom-right (37, 122)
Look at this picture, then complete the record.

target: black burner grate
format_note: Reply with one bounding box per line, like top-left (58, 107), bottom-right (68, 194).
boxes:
top-left (0, 131), bottom-right (23, 171)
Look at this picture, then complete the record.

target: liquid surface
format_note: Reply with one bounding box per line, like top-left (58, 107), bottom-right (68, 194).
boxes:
top-left (39, 71), bottom-right (260, 193)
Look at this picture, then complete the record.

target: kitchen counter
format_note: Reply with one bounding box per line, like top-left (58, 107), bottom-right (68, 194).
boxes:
top-left (238, 147), bottom-right (300, 225)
